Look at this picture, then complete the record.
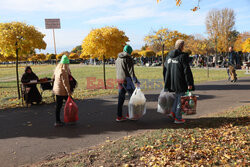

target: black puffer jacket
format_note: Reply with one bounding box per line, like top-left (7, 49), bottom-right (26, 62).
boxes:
top-left (163, 49), bottom-right (194, 93)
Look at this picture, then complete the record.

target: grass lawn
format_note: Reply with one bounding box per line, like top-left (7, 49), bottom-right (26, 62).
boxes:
top-left (33, 105), bottom-right (250, 167)
top-left (0, 64), bottom-right (249, 109)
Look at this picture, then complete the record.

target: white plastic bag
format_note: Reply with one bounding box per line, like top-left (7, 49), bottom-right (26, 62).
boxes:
top-left (128, 88), bottom-right (146, 120)
top-left (157, 89), bottom-right (175, 115)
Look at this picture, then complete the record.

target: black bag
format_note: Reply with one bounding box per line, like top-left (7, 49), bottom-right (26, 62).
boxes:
top-left (69, 75), bottom-right (77, 92)
top-left (40, 78), bottom-right (53, 90)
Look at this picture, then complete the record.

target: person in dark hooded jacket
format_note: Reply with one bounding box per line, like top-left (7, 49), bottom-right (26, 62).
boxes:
top-left (115, 45), bottom-right (140, 122)
top-left (21, 66), bottom-right (42, 105)
top-left (163, 39), bottom-right (194, 124)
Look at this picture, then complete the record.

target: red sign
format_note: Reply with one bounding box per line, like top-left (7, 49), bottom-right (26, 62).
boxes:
top-left (45, 19), bottom-right (61, 29)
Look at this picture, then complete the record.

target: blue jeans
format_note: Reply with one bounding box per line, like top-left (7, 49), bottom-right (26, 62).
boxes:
top-left (117, 83), bottom-right (135, 117)
top-left (172, 92), bottom-right (185, 120)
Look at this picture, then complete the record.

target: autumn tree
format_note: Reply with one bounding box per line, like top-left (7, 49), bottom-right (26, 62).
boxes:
top-left (131, 50), bottom-right (142, 58)
top-left (56, 53), bottom-right (64, 60)
top-left (69, 52), bottom-right (79, 60)
top-left (206, 8), bottom-right (236, 55)
top-left (139, 50), bottom-right (156, 57)
top-left (81, 26), bottom-right (129, 89)
top-left (46, 53), bottom-right (56, 60)
top-left (0, 22), bottom-right (46, 98)
top-left (156, 51), bottom-right (168, 57)
top-left (0, 53), bottom-right (7, 62)
top-left (242, 38), bottom-right (250, 53)
top-left (28, 54), bottom-right (37, 62)
top-left (144, 28), bottom-right (187, 67)
top-left (38, 53), bottom-right (46, 61)
top-left (185, 35), bottom-right (206, 55)
top-left (80, 53), bottom-right (90, 60)
top-left (71, 45), bottom-right (82, 55)
top-left (234, 32), bottom-right (250, 51)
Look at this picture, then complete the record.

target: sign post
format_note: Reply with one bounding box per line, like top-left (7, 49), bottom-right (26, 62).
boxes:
top-left (45, 18), bottom-right (61, 55)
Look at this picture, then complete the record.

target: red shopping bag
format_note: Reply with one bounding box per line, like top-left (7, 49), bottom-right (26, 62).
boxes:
top-left (181, 91), bottom-right (198, 115)
top-left (64, 96), bottom-right (79, 123)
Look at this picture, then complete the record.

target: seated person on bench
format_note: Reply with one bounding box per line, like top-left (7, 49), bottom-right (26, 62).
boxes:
top-left (21, 66), bottom-right (42, 105)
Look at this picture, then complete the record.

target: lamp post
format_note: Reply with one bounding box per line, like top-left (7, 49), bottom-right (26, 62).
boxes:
top-left (15, 36), bottom-right (23, 99)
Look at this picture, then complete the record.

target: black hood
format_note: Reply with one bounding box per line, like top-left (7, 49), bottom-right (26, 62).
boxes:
top-left (169, 49), bottom-right (182, 58)
top-left (118, 52), bottom-right (130, 58)
top-left (25, 66), bottom-right (33, 73)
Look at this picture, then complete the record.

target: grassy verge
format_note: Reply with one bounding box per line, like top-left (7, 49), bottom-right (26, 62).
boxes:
top-left (33, 105), bottom-right (249, 167)
top-left (1, 64), bottom-right (249, 109)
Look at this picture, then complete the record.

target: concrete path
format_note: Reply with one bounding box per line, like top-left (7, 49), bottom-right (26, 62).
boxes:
top-left (0, 77), bottom-right (250, 167)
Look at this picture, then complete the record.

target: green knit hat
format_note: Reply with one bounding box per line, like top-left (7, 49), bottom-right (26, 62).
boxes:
top-left (123, 45), bottom-right (133, 55)
top-left (60, 55), bottom-right (69, 64)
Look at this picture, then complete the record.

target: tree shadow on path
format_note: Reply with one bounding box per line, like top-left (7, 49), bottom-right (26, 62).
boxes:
top-left (0, 97), bottom-right (248, 140)
top-left (196, 84), bottom-right (250, 91)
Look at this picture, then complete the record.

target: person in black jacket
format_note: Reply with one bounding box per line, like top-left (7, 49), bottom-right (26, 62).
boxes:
top-left (115, 45), bottom-right (140, 122)
top-left (21, 66), bottom-right (42, 105)
top-left (227, 46), bottom-right (237, 82)
top-left (163, 39), bottom-right (194, 124)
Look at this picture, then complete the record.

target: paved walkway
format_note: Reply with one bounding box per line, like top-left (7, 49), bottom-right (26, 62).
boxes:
top-left (0, 77), bottom-right (250, 167)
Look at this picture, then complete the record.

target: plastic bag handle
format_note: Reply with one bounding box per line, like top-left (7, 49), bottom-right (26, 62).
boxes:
top-left (186, 90), bottom-right (193, 96)
top-left (134, 88), bottom-right (138, 95)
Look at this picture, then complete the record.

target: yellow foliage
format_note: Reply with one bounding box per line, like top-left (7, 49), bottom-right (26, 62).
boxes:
top-left (234, 33), bottom-right (250, 52)
top-left (69, 53), bottom-right (79, 60)
top-left (131, 50), bottom-right (142, 58)
top-left (81, 26), bottom-right (129, 60)
top-left (5, 54), bottom-right (16, 61)
top-left (138, 50), bottom-right (156, 57)
top-left (0, 54), bottom-right (6, 62)
top-left (0, 22), bottom-right (46, 60)
top-left (156, 51), bottom-right (168, 57)
top-left (80, 53), bottom-right (90, 60)
top-left (46, 54), bottom-right (56, 60)
top-left (185, 36), bottom-right (213, 55)
top-left (56, 53), bottom-right (64, 60)
top-left (242, 38), bottom-right (250, 53)
top-left (36, 53), bottom-right (46, 61)
top-left (145, 28), bottom-right (188, 52)
top-left (234, 36), bottom-right (244, 52)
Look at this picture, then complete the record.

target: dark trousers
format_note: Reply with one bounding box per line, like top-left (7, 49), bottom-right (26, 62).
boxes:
top-left (56, 95), bottom-right (68, 122)
top-left (117, 83), bottom-right (134, 117)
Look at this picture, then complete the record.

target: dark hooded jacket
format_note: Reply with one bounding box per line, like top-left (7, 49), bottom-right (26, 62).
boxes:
top-left (21, 66), bottom-right (39, 87)
top-left (115, 52), bottom-right (139, 84)
top-left (21, 66), bottom-right (42, 103)
top-left (163, 49), bottom-right (194, 93)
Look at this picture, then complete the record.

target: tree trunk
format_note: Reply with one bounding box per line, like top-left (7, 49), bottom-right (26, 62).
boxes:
top-left (16, 46), bottom-right (21, 99)
top-left (162, 44), bottom-right (165, 69)
top-left (103, 55), bottom-right (107, 89)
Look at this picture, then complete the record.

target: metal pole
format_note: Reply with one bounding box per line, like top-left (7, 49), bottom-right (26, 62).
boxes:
top-left (53, 29), bottom-right (57, 55)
